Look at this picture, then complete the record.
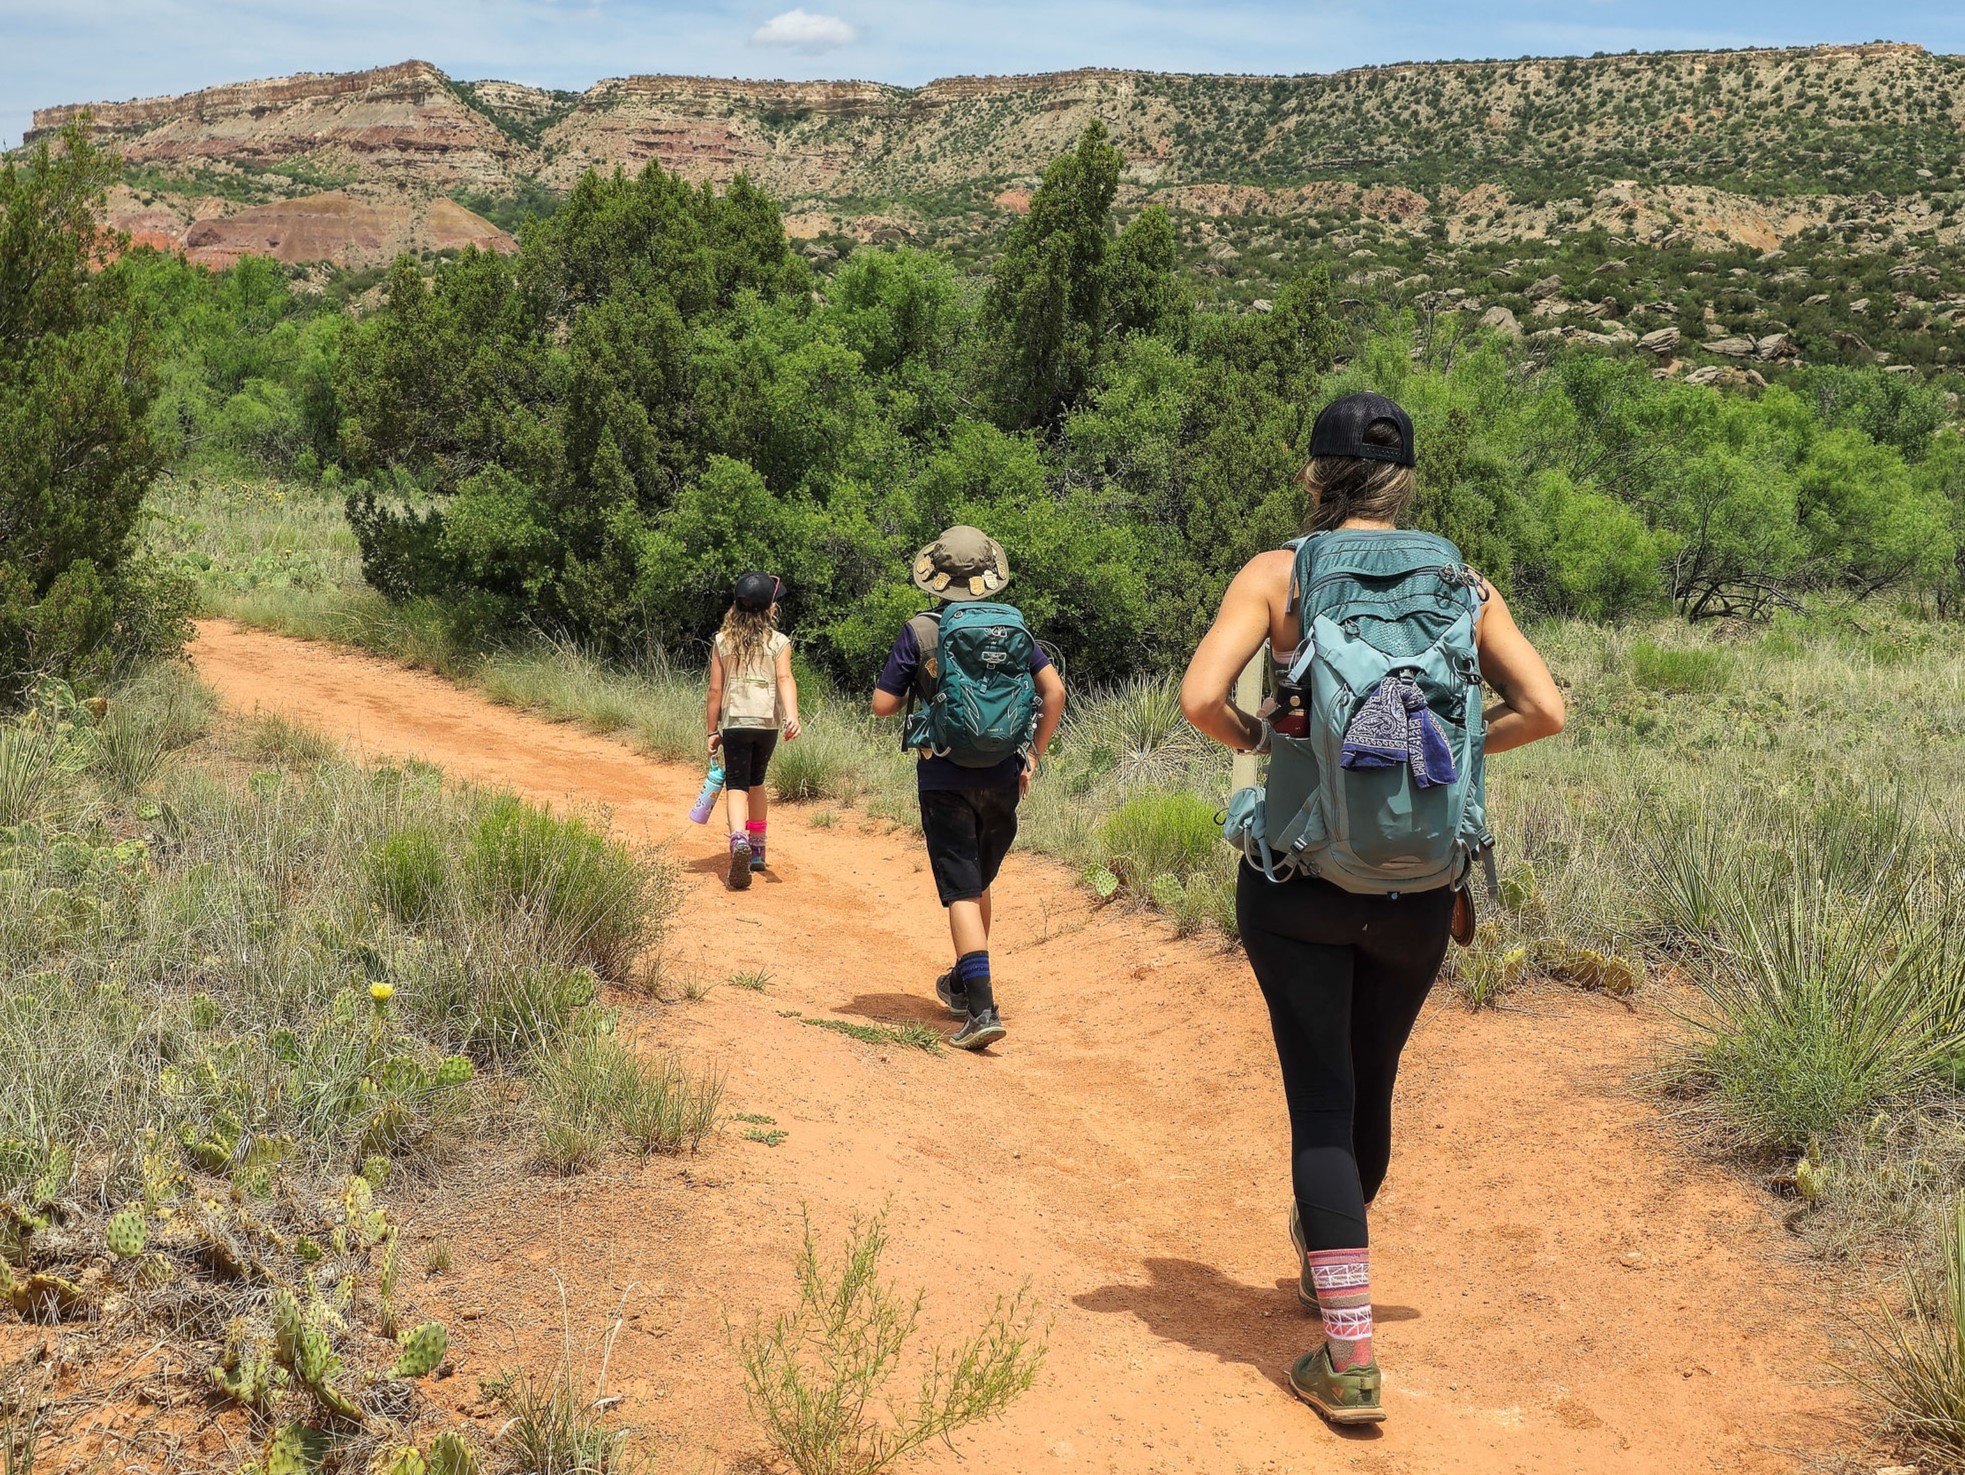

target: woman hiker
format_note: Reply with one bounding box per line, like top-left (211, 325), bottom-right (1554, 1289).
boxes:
top-left (1179, 392), bottom-right (1564, 1425)
top-left (706, 572), bottom-right (801, 891)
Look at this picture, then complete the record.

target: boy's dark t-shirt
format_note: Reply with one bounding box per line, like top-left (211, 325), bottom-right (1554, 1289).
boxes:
top-left (875, 614), bottom-right (1051, 792)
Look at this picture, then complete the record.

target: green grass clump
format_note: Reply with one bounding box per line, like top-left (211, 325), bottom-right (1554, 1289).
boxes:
top-left (1629, 639), bottom-right (1731, 694)
top-left (533, 1026), bottom-right (724, 1172)
top-left (1091, 790), bottom-right (1229, 930)
top-left (803, 1017), bottom-right (943, 1053)
top-left (770, 725), bottom-right (867, 803)
top-left (367, 826), bottom-right (447, 924)
top-left (467, 794), bottom-right (671, 979)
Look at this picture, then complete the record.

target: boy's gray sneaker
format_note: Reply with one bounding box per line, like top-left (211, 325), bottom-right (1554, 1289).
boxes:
top-left (933, 970), bottom-right (968, 1017)
top-left (727, 838), bottom-right (753, 890)
top-left (950, 1007), bottom-right (1006, 1051)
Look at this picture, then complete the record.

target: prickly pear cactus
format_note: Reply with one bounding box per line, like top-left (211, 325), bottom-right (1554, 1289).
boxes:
top-left (30, 1143), bottom-right (72, 1206)
top-left (370, 1446), bottom-right (427, 1475)
top-left (425, 1432), bottom-right (479, 1475)
top-left (433, 1055), bottom-right (473, 1089)
top-left (107, 1205), bottom-right (148, 1258)
top-left (391, 1321), bottom-right (447, 1378)
top-left (360, 1154), bottom-right (392, 1189)
top-left (261, 1422), bottom-right (326, 1475)
top-left (271, 1284), bottom-right (304, 1365)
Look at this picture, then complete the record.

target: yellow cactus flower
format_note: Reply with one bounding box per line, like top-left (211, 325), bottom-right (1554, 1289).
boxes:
top-left (370, 982), bottom-right (395, 1003)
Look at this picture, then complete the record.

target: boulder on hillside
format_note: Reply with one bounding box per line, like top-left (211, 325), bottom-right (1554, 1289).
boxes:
top-left (1525, 274), bottom-right (1563, 301)
top-left (1883, 364), bottom-right (1918, 375)
top-left (1593, 259), bottom-right (1629, 276)
top-left (1850, 297), bottom-right (1870, 313)
top-left (1685, 366), bottom-right (1722, 385)
top-left (1832, 331), bottom-right (1877, 360)
top-left (1487, 268), bottom-right (1514, 284)
top-left (1706, 335), bottom-right (1755, 358)
top-left (1754, 333), bottom-right (1799, 361)
top-left (1249, 298), bottom-right (1274, 314)
top-left (1479, 305), bottom-right (1522, 339)
top-left (1803, 293), bottom-right (1829, 306)
top-left (1579, 298), bottom-right (1616, 320)
top-left (1639, 327), bottom-right (1681, 356)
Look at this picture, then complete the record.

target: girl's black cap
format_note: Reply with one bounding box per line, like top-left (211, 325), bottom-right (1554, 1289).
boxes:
top-left (734, 572), bottom-right (780, 611)
top-left (1309, 392), bottom-right (1416, 467)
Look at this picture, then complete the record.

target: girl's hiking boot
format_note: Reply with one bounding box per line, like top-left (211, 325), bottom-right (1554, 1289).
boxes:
top-left (949, 1007), bottom-right (1005, 1050)
top-left (1287, 1344), bottom-right (1384, 1426)
top-left (750, 847), bottom-right (766, 873)
top-left (727, 837), bottom-right (753, 890)
top-left (1288, 1203), bottom-right (1316, 1311)
top-left (933, 969), bottom-right (968, 1017)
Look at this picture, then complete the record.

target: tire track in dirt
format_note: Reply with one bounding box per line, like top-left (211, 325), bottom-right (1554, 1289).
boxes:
top-left (190, 619), bottom-right (1849, 1474)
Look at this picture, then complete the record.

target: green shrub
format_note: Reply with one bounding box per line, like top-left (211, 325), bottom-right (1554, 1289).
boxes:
top-left (1630, 640), bottom-right (1731, 694)
top-left (1095, 790), bottom-right (1221, 892)
top-left (737, 1210), bottom-right (1046, 1475)
top-left (367, 827), bottom-right (448, 924)
top-left (466, 795), bottom-right (668, 979)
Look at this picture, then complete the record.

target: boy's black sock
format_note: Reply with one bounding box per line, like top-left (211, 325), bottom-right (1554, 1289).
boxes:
top-left (954, 950), bottom-right (994, 1014)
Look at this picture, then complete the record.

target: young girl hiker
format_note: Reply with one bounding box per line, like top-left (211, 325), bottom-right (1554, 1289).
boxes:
top-left (1179, 393), bottom-right (1564, 1426)
top-left (706, 572), bottom-right (801, 891)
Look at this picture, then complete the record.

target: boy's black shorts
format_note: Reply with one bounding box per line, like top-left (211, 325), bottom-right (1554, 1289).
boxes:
top-left (918, 785), bottom-right (1020, 905)
top-left (719, 728), bottom-right (778, 790)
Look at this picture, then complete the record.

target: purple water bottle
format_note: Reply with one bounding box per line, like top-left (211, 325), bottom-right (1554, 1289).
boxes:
top-left (689, 761), bottom-right (725, 824)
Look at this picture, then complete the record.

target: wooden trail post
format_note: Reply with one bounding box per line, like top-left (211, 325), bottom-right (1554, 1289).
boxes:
top-left (1230, 651), bottom-right (1265, 792)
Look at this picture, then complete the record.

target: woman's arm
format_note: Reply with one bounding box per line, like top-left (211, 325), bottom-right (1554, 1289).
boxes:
top-left (1475, 587), bottom-right (1565, 755)
top-left (1180, 553), bottom-right (1290, 751)
top-left (705, 647), bottom-right (724, 754)
top-left (775, 642), bottom-right (802, 740)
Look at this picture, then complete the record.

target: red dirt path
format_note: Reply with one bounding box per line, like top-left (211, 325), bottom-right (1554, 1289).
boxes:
top-left (189, 619), bottom-right (1852, 1475)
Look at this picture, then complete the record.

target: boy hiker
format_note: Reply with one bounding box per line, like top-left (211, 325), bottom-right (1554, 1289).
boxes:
top-left (871, 526), bottom-right (1065, 1050)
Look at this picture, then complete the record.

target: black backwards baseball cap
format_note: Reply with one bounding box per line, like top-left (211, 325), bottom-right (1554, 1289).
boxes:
top-left (1308, 392), bottom-right (1416, 467)
top-left (733, 572), bottom-right (781, 611)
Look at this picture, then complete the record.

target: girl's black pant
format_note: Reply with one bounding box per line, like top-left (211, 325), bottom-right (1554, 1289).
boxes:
top-left (1236, 864), bottom-right (1453, 1251)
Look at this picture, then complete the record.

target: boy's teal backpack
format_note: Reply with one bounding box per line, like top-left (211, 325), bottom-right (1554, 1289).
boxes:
top-left (1223, 529), bottom-right (1495, 896)
top-left (902, 602), bottom-right (1039, 767)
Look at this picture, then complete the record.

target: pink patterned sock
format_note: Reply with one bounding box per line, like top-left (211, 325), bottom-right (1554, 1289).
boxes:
top-left (745, 820), bottom-right (765, 859)
top-left (1305, 1247), bottom-right (1373, 1370)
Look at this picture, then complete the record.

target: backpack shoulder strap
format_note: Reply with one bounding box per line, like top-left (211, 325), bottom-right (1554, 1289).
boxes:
top-left (906, 610), bottom-right (942, 701)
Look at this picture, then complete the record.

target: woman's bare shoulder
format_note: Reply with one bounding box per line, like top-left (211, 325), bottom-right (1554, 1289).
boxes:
top-left (1234, 548), bottom-right (1295, 593)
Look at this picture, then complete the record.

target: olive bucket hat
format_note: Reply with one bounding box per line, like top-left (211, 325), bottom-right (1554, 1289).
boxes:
top-left (910, 525), bottom-right (1011, 602)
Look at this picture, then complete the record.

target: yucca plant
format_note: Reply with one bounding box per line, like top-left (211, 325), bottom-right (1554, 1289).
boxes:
top-left (1676, 860), bottom-right (1965, 1151)
top-left (1862, 1194), bottom-right (1965, 1456)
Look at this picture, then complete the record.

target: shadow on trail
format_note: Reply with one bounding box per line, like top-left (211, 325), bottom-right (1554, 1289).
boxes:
top-left (838, 992), bottom-right (948, 1025)
top-left (1076, 1258), bottom-right (1411, 1437)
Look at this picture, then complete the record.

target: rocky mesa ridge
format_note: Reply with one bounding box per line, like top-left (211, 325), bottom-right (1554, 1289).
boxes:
top-left (27, 44), bottom-right (1965, 267)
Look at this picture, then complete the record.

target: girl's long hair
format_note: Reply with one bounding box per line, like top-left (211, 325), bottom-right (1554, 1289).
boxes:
top-left (718, 602), bottom-right (778, 676)
top-left (1299, 416), bottom-right (1418, 532)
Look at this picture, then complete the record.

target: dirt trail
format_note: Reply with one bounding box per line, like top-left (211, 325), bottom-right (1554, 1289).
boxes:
top-left (190, 619), bottom-right (1851, 1475)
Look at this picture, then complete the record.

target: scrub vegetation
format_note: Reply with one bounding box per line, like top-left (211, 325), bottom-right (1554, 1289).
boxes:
top-left (11, 93), bottom-right (1965, 1471)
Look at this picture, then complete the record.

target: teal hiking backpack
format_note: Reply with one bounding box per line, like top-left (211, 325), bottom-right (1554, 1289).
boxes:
top-left (901, 603), bottom-right (1039, 768)
top-left (1223, 529), bottom-right (1495, 896)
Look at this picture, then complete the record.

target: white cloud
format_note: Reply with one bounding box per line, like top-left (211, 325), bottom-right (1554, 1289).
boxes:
top-left (751, 8), bottom-right (858, 51)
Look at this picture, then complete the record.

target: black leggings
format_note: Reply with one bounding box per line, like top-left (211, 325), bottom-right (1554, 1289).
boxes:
top-left (719, 728), bottom-right (778, 791)
top-left (1237, 864), bottom-right (1453, 1251)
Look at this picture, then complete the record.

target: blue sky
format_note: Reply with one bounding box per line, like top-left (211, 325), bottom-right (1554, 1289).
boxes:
top-left (4, 1), bottom-right (1963, 149)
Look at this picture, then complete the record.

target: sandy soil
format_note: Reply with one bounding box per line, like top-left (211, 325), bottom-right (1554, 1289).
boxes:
top-left (187, 619), bottom-right (1854, 1475)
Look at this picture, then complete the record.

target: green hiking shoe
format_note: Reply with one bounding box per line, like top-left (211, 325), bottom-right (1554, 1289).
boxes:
top-left (1287, 1344), bottom-right (1384, 1426)
top-left (1288, 1203), bottom-right (1316, 1312)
